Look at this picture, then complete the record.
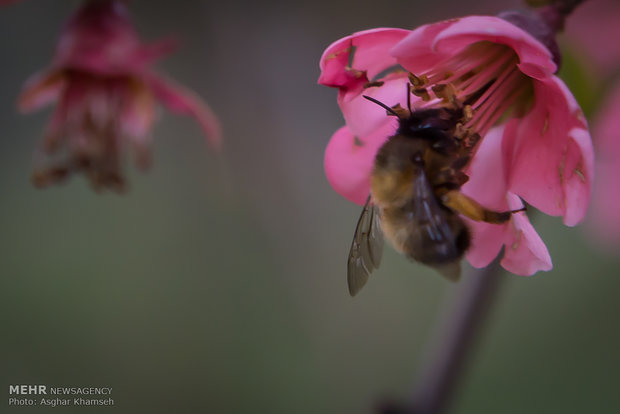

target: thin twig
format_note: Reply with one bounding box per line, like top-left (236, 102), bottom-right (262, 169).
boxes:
top-left (409, 258), bottom-right (504, 414)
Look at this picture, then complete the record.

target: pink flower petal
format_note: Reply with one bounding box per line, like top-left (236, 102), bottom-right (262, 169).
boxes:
top-left (53, 0), bottom-right (167, 75)
top-left (499, 194), bottom-right (552, 275)
top-left (18, 70), bottom-right (65, 113)
top-left (324, 122), bottom-right (395, 205)
top-left (390, 19), bottom-right (457, 74)
top-left (146, 73), bottom-right (222, 149)
top-left (462, 126), bottom-right (507, 208)
top-left (340, 74), bottom-right (408, 138)
top-left (563, 127), bottom-right (594, 226)
top-left (392, 16), bottom-right (556, 79)
top-left (503, 76), bottom-right (593, 226)
top-left (462, 127), bottom-right (551, 274)
top-left (40, 75), bottom-right (95, 150)
top-left (465, 194), bottom-right (552, 276)
top-left (319, 28), bottom-right (410, 92)
top-left (466, 220), bottom-right (506, 269)
top-left (462, 126), bottom-right (509, 268)
top-left (135, 37), bottom-right (179, 67)
top-left (432, 16), bottom-right (556, 79)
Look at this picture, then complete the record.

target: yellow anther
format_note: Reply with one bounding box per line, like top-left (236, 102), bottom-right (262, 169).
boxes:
top-left (462, 105), bottom-right (473, 122)
top-left (390, 103), bottom-right (410, 118)
top-left (412, 87), bottom-right (431, 102)
top-left (432, 83), bottom-right (458, 105)
top-left (408, 73), bottom-right (429, 87)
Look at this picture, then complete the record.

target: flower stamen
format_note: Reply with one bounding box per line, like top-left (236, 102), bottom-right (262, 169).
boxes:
top-left (406, 41), bottom-right (532, 142)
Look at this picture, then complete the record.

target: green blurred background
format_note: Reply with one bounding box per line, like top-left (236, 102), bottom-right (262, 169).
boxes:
top-left (1, 0), bottom-right (619, 413)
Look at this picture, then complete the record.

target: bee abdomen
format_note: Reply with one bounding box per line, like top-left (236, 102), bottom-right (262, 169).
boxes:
top-left (382, 208), bottom-right (470, 265)
top-left (410, 217), bottom-right (470, 264)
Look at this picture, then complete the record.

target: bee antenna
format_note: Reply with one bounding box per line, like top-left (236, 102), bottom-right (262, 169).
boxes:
top-left (406, 84), bottom-right (412, 113)
top-left (362, 95), bottom-right (401, 119)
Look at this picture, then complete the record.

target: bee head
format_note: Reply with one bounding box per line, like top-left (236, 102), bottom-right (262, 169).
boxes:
top-left (361, 95), bottom-right (457, 142)
top-left (397, 110), bottom-right (452, 140)
top-left (373, 134), bottom-right (421, 171)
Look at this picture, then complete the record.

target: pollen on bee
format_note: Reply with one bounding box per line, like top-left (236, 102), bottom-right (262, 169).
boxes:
top-left (454, 123), bottom-right (468, 140)
top-left (462, 105), bottom-right (473, 122)
top-left (390, 104), bottom-right (410, 118)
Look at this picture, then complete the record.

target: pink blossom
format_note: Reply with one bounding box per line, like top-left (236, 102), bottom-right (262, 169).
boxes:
top-left (587, 83), bottom-right (620, 247)
top-left (18, 0), bottom-right (221, 192)
top-left (319, 16), bottom-right (593, 275)
top-left (565, 0), bottom-right (620, 77)
top-left (564, 0), bottom-right (620, 248)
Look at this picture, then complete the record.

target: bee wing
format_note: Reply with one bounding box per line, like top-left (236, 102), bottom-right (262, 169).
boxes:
top-left (347, 195), bottom-right (384, 296)
top-left (410, 168), bottom-right (461, 280)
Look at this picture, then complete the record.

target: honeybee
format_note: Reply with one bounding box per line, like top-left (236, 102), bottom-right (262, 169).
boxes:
top-left (347, 81), bottom-right (523, 296)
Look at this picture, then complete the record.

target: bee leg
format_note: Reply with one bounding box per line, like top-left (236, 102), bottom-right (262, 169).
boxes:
top-left (432, 168), bottom-right (469, 191)
top-left (441, 190), bottom-right (526, 224)
top-left (454, 171), bottom-right (469, 186)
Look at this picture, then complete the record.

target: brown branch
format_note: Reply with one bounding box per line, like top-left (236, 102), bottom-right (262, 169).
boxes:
top-left (378, 257), bottom-right (505, 414)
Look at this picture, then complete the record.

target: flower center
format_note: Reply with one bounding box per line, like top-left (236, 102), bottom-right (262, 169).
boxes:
top-left (32, 71), bottom-right (154, 192)
top-left (408, 41), bottom-right (533, 139)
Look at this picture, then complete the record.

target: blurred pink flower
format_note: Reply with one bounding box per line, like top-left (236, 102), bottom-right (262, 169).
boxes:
top-left (18, 0), bottom-right (221, 192)
top-left (588, 83), bottom-right (620, 247)
top-left (565, 0), bottom-right (620, 77)
top-left (564, 0), bottom-right (620, 248)
top-left (319, 16), bottom-right (594, 275)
